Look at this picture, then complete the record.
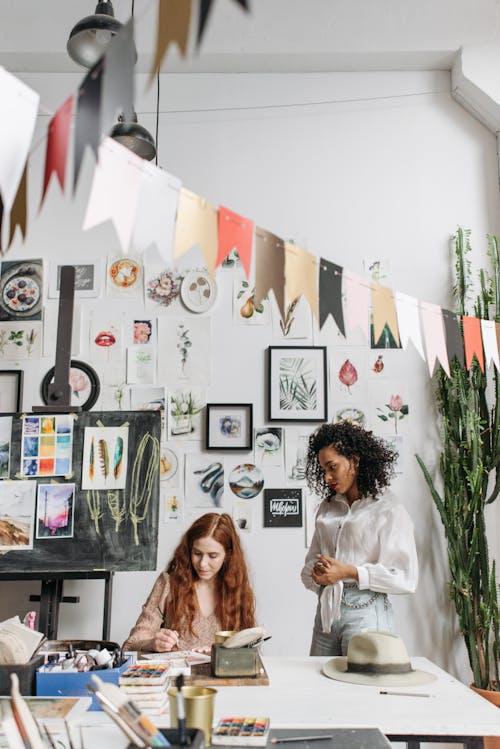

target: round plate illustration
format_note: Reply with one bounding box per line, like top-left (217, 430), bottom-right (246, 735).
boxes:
top-left (41, 360), bottom-right (100, 411)
top-left (160, 448), bottom-right (178, 481)
top-left (180, 270), bottom-right (217, 313)
top-left (0, 262), bottom-right (43, 319)
top-left (229, 463), bottom-right (264, 499)
top-left (108, 258), bottom-right (140, 288)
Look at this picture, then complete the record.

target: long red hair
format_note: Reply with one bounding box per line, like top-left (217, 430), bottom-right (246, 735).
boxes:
top-left (165, 513), bottom-right (256, 635)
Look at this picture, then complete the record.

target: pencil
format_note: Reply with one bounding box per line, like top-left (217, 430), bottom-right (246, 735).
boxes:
top-left (270, 736), bottom-right (333, 744)
top-left (379, 690), bottom-right (431, 697)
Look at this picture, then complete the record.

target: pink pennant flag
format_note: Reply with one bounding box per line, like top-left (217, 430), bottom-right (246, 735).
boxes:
top-left (217, 206), bottom-right (254, 278)
top-left (83, 137), bottom-right (144, 252)
top-left (344, 272), bottom-right (370, 341)
top-left (480, 319), bottom-right (500, 371)
top-left (41, 96), bottom-right (74, 208)
top-left (395, 291), bottom-right (425, 360)
top-left (420, 301), bottom-right (450, 376)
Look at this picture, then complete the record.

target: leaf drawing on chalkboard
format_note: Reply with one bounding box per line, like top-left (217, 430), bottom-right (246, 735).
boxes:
top-left (107, 490), bottom-right (126, 532)
top-left (129, 432), bottom-right (160, 545)
top-left (89, 437), bottom-right (95, 480)
top-left (114, 436), bottom-right (124, 479)
top-left (98, 439), bottom-right (109, 478)
top-left (86, 490), bottom-right (102, 535)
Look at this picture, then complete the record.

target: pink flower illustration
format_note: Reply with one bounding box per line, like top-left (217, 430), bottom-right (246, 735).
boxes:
top-left (69, 370), bottom-right (88, 398)
top-left (389, 394), bottom-right (403, 412)
top-left (134, 321), bottom-right (152, 344)
top-left (377, 393), bottom-right (409, 434)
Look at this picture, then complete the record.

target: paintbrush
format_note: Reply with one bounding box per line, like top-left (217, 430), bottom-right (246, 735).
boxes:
top-left (9, 674), bottom-right (45, 749)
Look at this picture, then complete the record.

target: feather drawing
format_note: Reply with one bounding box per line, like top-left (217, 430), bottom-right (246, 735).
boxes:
top-left (98, 439), bottom-right (109, 478)
top-left (114, 436), bottom-right (124, 479)
top-left (89, 437), bottom-right (95, 481)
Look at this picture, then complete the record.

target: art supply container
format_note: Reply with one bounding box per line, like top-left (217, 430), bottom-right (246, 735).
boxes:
top-left (168, 685), bottom-right (217, 743)
top-left (214, 630), bottom-right (238, 644)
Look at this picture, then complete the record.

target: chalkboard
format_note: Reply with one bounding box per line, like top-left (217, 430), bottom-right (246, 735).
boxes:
top-left (0, 411), bottom-right (161, 572)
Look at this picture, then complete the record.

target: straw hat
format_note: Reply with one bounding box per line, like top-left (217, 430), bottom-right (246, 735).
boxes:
top-left (323, 631), bottom-right (436, 686)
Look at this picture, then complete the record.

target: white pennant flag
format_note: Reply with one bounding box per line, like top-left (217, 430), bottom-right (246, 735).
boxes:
top-left (83, 137), bottom-right (144, 252)
top-left (132, 163), bottom-right (181, 262)
top-left (395, 291), bottom-right (425, 360)
top-left (0, 68), bottom-right (39, 212)
top-left (481, 319), bottom-right (500, 371)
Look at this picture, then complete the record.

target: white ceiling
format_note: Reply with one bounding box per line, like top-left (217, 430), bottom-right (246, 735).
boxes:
top-left (0, 0), bottom-right (499, 74)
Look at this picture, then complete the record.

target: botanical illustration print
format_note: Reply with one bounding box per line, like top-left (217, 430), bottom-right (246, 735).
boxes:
top-left (168, 388), bottom-right (205, 440)
top-left (145, 266), bottom-right (180, 310)
top-left (376, 393), bottom-right (409, 434)
top-left (329, 347), bottom-right (367, 401)
top-left (21, 415), bottom-right (73, 477)
top-left (36, 483), bottom-right (75, 539)
top-left (81, 426), bottom-right (129, 490)
top-left (279, 356), bottom-right (317, 411)
top-left (254, 427), bottom-right (283, 467)
top-left (158, 317), bottom-right (211, 386)
top-left (0, 416), bottom-right (12, 478)
top-left (127, 346), bottom-right (156, 385)
top-left (233, 280), bottom-right (271, 325)
top-left (0, 322), bottom-right (42, 360)
top-left (271, 295), bottom-right (312, 339)
top-left (371, 381), bottom-right (410, 436)
top-left (0, 480), bottom-right (36, 552)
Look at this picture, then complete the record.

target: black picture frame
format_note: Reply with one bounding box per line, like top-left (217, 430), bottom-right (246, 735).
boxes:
top-left (40, 360), bottom-right (100, 411)
top-left (206, 403), bottom-right (253, 451)
top-left (267, 346), bottom-right (328, 422)
top-left (0, 369), bottom-right (23, 412)
top-left (263, 488), bottom-right (303, 528)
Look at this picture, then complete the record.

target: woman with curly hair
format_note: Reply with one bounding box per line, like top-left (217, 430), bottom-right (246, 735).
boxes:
top-left (301, 420), bottom-right (417, 656)
top-left (124, 513), bottom-right (256, 652)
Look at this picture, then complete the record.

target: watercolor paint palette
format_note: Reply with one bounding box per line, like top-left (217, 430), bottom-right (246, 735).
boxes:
top-left (212, 717), bottom-right (270, 746)
top-left (118, 663), bottom-right (170, 686)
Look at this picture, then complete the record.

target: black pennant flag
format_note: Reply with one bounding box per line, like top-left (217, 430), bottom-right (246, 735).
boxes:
top-left (319, 258), bottom-right (345, 335)
top-left (198, 0), bottom-right (250, 47)
top-left (73, 59), bottom-right (104, 193)
top-left (442, 308), bottom-right (464, 366)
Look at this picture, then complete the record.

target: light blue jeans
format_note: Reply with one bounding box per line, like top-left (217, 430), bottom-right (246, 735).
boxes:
top-left (309, 583), bottom-right (394, 656)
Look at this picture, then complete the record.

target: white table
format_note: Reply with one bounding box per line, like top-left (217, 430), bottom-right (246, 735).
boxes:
top-left (73, 656), bottom-right (500, 749)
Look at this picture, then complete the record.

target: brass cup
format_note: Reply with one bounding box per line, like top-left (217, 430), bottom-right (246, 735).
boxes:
top-left (214, 630), bottom-right (238, 644)
top-left (168, 685), bottom-right (217, 743)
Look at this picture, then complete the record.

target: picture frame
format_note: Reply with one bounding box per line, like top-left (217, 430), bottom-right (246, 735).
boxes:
top-left (267, 346), bottom-right (328, 422)
top-left (206, 403), bottom-right (253, 451)
top-left (40, 360), bottom-right (100, 411)
top-left (0, 370), bottom-right (23, 412)
top-left (263, 488), bottom-right (303, 528)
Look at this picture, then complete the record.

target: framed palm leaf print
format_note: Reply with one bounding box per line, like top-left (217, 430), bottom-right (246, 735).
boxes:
top-left (267, 346), bottom-right (328, 422)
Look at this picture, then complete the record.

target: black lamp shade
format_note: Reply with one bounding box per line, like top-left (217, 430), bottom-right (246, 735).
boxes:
top-left (110, 119), bottom-right (157, 161)
top-left (67, 1), bottom-right (122, 68)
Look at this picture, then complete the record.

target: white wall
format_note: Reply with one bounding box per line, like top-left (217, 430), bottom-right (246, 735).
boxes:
top-left (1, 69), bottom-right (499, 685)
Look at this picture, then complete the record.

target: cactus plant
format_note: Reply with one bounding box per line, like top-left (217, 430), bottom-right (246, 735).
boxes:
top-left (416, 227), bottom-right (500, 691)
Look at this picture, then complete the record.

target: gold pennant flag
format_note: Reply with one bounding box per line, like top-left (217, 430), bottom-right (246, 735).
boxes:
top-left (371, 283), bottom-right (400, 347)
top-left (149, 0), bottom-right (192, 86)
top-left (284, 241), bottom-right (318, 321)
top-left (254, 227), bottom-right (285, 320)
top-left (173, 187), bottom-right (218, 274)
top-left (8, 162), bottom-right (28, 249)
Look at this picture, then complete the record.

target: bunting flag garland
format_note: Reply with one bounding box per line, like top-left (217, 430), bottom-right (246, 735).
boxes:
top-left (83, 137), bottom-right (144, 251)
top-left (319, 258), bottom-right (344, 335)
top-left (254, 227), bottom-right (285, 321)
top-left (0, 69), bottom-right (39, 214)
top-left (41, 96), bottom-right (74, 208)
top-left (73, 59), bottom-right (104, 193)
top-left (284, 242), bottom-right (318, 322)
top-left (100, 18), bottom-right (135, 139)
top-left (197, 0), bottom-right (250, 47)
top-left (371, 283), bottom-right (400, 348)
top-left (173, 187), bottom-right (218, 273)
top-left (442, 309), bottom-right (464, 367)
top-left (149, 0), bottom-right (192, 85)
top-left (462, 315), bottom-right (485, 372)
top-left (217, 206), bottom-right (254, 277)
top-left (344, 272), bottom-right (370, 341)
top-left (420, 301), bottom-right (450, 376)
top-left (132, 164), bottom-right (181, 263)
top-left (8, 162), bottom-right (27, 249)
top-left (394, 292), bottom-right (425, 360)
top-left (480, 319), bottom-right (500, 371)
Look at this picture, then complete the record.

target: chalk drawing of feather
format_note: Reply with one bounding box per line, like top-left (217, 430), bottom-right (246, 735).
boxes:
top-left (98, 439), bottom-right (109, 478)
top-left (89, 437), bottom-right (95, 480)
top-left (114, 436), bottom-right (124, 479)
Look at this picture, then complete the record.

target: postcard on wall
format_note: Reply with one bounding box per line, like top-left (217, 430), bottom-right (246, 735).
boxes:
top-left (106, 256), bottom-right (143, 298)
top-left (167, 387), bottom-right (205, 441)
top-left (232, 499), bottom-right (253, 532)
top-left (48, 259), bottom-right (103, 299)
top-left (162, 487), bottom-right (182, 523)
top-left (271, 295), bottom-right (313, 340)
top-left (333, 403), bottom-right (368, 430)
top-left (89, 313), bottom-right (123, 364)
top-left (127, 346), bottom-right (156, 385)
top-left (254, 427), bottom-right (283, 467)
top-left (284, 429), bottom-right (311, 484)
top-left (0, 259), bottom-right (43, 322)
top-left (36, 483), bottom-right (75, 539)
top-left (232, 279), bottom-right (271, 325)
top-left (0, 480), bottom-right (36, 551)
top-left (370, 380), bottom-right (410, 436)
top-left (20, 415), bottom-right (73, 478)
top-left (157, 317), bottom-right (211, 386)
top-left (0, 321), bottom-right (42, 360)
top-left (185, 454), bottom-right (224, 509)
top-left (81, 426), bottom-right (129, 490)
top-left (329, 347), bottom-right (367, 402)
top-left (130, 386), bottom-right (165, 412)
top-left (0, 416), bottom-right (12, 478)
top-left (263, 488), bottom-right (303, 528)
top-left (144, 265), bottom-right (181, 312)
top-left (160, 442), bottom-right (182, 487)
top-left (131, 318), bottom-right (155, 346)
top-left (43, 303), bottom-right (81, 358)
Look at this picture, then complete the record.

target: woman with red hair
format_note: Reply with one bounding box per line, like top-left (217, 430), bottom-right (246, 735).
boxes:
top-left (124, 513), bottom-right (256, 653)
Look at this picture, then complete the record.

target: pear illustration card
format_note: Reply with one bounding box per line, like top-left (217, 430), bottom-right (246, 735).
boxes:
top-left (81, 425), bottom-right (129, 490)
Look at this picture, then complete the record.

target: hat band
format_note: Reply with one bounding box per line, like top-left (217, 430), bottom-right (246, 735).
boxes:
top-left (347, 661), bottom-right (412, 675)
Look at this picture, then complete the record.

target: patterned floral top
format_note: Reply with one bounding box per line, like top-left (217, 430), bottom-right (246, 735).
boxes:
top-left (123, 572), bottom-right (221, 653)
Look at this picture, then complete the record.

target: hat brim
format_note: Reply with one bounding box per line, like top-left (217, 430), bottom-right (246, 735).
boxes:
top-left (323, 657), bottom-right (437, 686)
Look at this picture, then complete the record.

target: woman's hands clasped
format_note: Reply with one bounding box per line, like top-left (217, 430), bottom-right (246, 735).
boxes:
top-left (152, 628), bottom-right (180, 652)
top-left (312, 554), bottom-right (358, 586)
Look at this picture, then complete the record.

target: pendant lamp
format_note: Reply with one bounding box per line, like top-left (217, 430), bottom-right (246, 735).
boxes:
top-left (110, 112), bottom-right (157, 161)
top-left (67, 1), bottom-right (123, 68)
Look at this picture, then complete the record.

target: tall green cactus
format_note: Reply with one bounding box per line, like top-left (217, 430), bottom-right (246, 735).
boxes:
top-left (416, 227), bottom-right (500, 690)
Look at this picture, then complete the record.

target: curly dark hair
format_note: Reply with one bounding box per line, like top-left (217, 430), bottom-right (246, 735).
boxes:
top-left (305, 420), bottom-right (398, 501)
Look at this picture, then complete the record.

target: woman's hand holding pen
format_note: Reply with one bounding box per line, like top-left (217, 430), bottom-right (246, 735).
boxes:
top-left (152, 628), bottom-right (180, 652)
top-left (312, 554), bottom-right (358, 586)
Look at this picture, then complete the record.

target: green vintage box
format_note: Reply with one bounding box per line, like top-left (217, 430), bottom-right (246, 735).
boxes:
top-left (210, 644), bottom-right (260, 677)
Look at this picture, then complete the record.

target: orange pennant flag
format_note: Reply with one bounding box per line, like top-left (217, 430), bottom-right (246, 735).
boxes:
top-left (8, 162), bottom-right (28, 249)
top-left (284, 242), bottom-right (318, 321)
top-left (217, 206), bottom-right (254, 278)
top-left (149, 0), bottom-right (192, 86)
top-left (173, 187), bottom-right (218, 274)
top-left (462, 315), bottom-right (484, 372)
top-left (371, 283), bottom-right (400, 348)
top-left (254, 227), bottom-right (285, 321)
